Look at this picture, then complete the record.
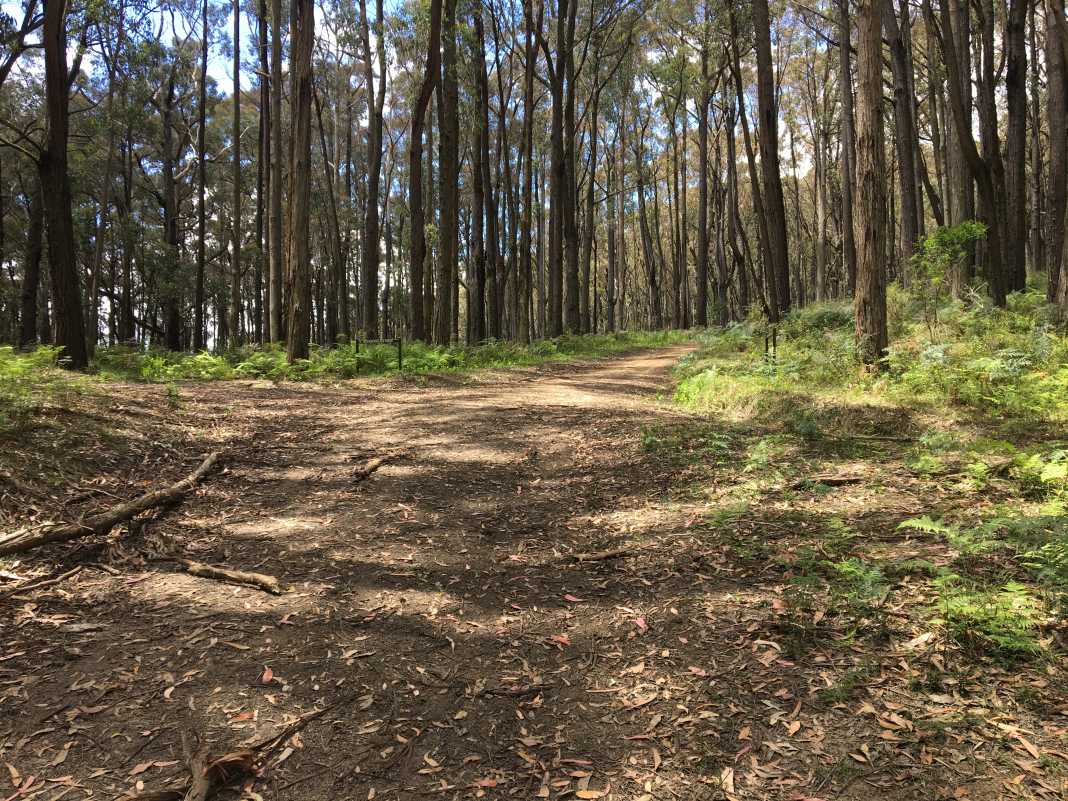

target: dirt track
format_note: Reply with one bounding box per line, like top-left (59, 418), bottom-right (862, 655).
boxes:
top-left (1, 346), bottom-right (1055, 801)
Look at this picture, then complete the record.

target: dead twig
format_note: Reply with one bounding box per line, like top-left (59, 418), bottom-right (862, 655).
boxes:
top-left (0, 452), bottom-right (222, 557)
top-left (139, 693), bottom-right (365, 801)
top-left (558, 544), bottom-right (649, 563)
top-left (0, 566), bottom-right (82, 600)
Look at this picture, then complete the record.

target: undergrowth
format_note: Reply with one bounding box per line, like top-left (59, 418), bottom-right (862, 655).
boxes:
top-left (672, 283), bottom-right (1067, 664)
top-left (91, 330), bottom-right (691, 383)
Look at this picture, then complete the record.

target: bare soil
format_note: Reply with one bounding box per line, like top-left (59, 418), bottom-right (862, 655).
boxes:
top-left (0, 347), bottom-right (1064, 801)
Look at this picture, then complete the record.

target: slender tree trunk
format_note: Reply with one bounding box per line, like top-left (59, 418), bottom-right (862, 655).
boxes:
top-left (882, 0), bottom-right (921, 266)
top-left (945, 0), bottom-right (976, 292)
top-left (434, 0), bottom-right (459, 345)
top-left (268, 0), bottom-right (284, 341)
top-left (470, 12), bottom-right (487, 343)
top-left (1028, 0), bottom-right (1045, 276)
top-left (480, 9), bottom-right (502, 339)
top-left (254, 0), bottom-right (268, 343)
top-left (837, 0), bottom-right (858, 294)
top-left (89, 3), bottom-right (121, 357)
top-left (360, 0), bottom-right (386, 337)
top-left (696, 27), bottom-right (711, 326)
top-left (284, 0), bottom-right (313, 361)
top-left (1046, 0), bottom-right (1068, 301)
top-left (314, 90), bottom-right (343, 345)
top-left (930, 0), bottom-right (1006, 305)
top-left (855, 0), bottom-right (887, 364)
top-left (40, 0), bottom-right (87, 367)
top-left (194, 0), bottom-right (208, 350)
top-left (752, 0), bottom-right (790, 319)
top-left (230, 0), bottom-right (242, 345)
top-left (408, 0), bottom-right (442, 342)
top-left (518, 1), bottom-right (539, 344)
top-left (580, 88), bottom-right (599, 334)
top-left (606, 141), bottom-right (617, 332)
top-left (728, 17), bottom-right (772, 318)
top-left (562, 0), bottom-right (580, 333)
top-left (18, 183), bottom-right (44, 350)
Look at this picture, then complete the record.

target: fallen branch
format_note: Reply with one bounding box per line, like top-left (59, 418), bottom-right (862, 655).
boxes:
top-left (0, 566), bottom-right (82, 600)
top-left (159, 558), bottom-right (283, 595)
top-left (352, 454), bottom-right (393, 482)
top-left (138, 693), bottom-right (363, 801)
top-left (790, 473), bottom-right (867, 489)
top-left (0, 452), bottom-right (221, 557)
top-left (561, 544), bottom-right (648, 563)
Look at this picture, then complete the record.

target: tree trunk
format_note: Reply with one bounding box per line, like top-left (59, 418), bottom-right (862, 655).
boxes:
top-left (837, 0), bottom-right (858, 294)
top-left (854, 0), bottom-right (888, 365)
top-left (195, 0), bottom-right (208, 350)
top-left (360, 0), bottom-right (386, 338)
top-left (18, 183), bottom-right (44, 350)
top-left (269, 0), bottom-right (284, 341)
top-left (1046, 0), bottom-right (1068, 302)
top-left (945, 0), bottom-right (975, 292)
top-left (696, 25), bottom-right (711, 326)
top-left (40, 0), bottom-right (87, 368)
top-left (255, 0), bottom-right (268, 344)
top-left (882, 0), bottom-right (921, 266)
top-left (470, 11), bottom-right (487, 343)
top-left (930, 0), bottom-right (1006, 305)
top-left (580, 88), bottom-right (599, 334)
top-left (434, 0), bottom-right (459, 345)
top-left (752, 0), bottom-right (790, 320)
top-left (230, 0), bottom-right (242, 346)
top-left (518, 1), bottom-right (539, 344)
top-left (284, 0), bottom-right (313, 361)
top-left (408, 0), bottom-right (442, 342)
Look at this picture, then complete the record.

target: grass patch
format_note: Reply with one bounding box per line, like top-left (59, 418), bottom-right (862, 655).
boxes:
top-left (666, 283), bottom-right (1068, 666)
top-left (0, 346), bottom-right (89, 434)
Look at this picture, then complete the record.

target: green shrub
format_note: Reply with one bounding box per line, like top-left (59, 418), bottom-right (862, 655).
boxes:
top-left (933, 577), bottom-right (1045, 659)
top-left (87, 330), bottom-right (691, 384)
top-left (0, 346), bottom-right (79, 432)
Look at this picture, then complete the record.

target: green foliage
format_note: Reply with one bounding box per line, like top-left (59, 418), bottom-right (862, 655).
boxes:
top-left (827, 557), bottom-right (890, 612)
top-left (932, 577), bottom-right (1045, 659)
top-left (90, 330), bottom-right (693, 384)
top-left (676, 287), bottom-right (1068, 425)
top-left (0, 346), bottom-right (81, 432)
top-left (909, 221), bottom-right (988, 334)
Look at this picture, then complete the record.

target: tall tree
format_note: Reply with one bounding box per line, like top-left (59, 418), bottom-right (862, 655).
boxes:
top-left (408, 0), bottom-right (442, 342)
top-left (854, 0), bottom-right (887, 364)
top-left (230, 0), bottom-right (242, 344)
top-left (40, 0), bottom-right (88, 368)
top-left (195, 0), bottom-right (208, 350)
top-left (837, 0), bottom-right (857, 293)
top-left (752, 0), bottom-right (790, 320)
top-left (268, 0), bottom-right (284, 341)
top-left (434, 0), bottom-right (459, 345)
top-left (360, 0), bottom-right (386, 338)
top-left (1046, 0), bottom-right (1068, 303)
top-left (284, 0), bottom-right (314, 360)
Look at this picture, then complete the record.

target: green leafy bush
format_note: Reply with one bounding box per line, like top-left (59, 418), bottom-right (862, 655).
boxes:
top-left (933, 577), bottom-right (1045, 659)
top-left (0, 346), bottom-right (80, 432)
top-left (676, 286), bottom-right (1068, 424)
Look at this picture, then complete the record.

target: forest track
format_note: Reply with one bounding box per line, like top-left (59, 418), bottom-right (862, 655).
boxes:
top-left (0, 346), bottom-right (1047, 801)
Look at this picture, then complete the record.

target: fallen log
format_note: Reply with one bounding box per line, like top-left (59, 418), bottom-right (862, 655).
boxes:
top-left (0, 452), bottom-right (221, 557)
top-left (161, 558), bottom-right (283, 595)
